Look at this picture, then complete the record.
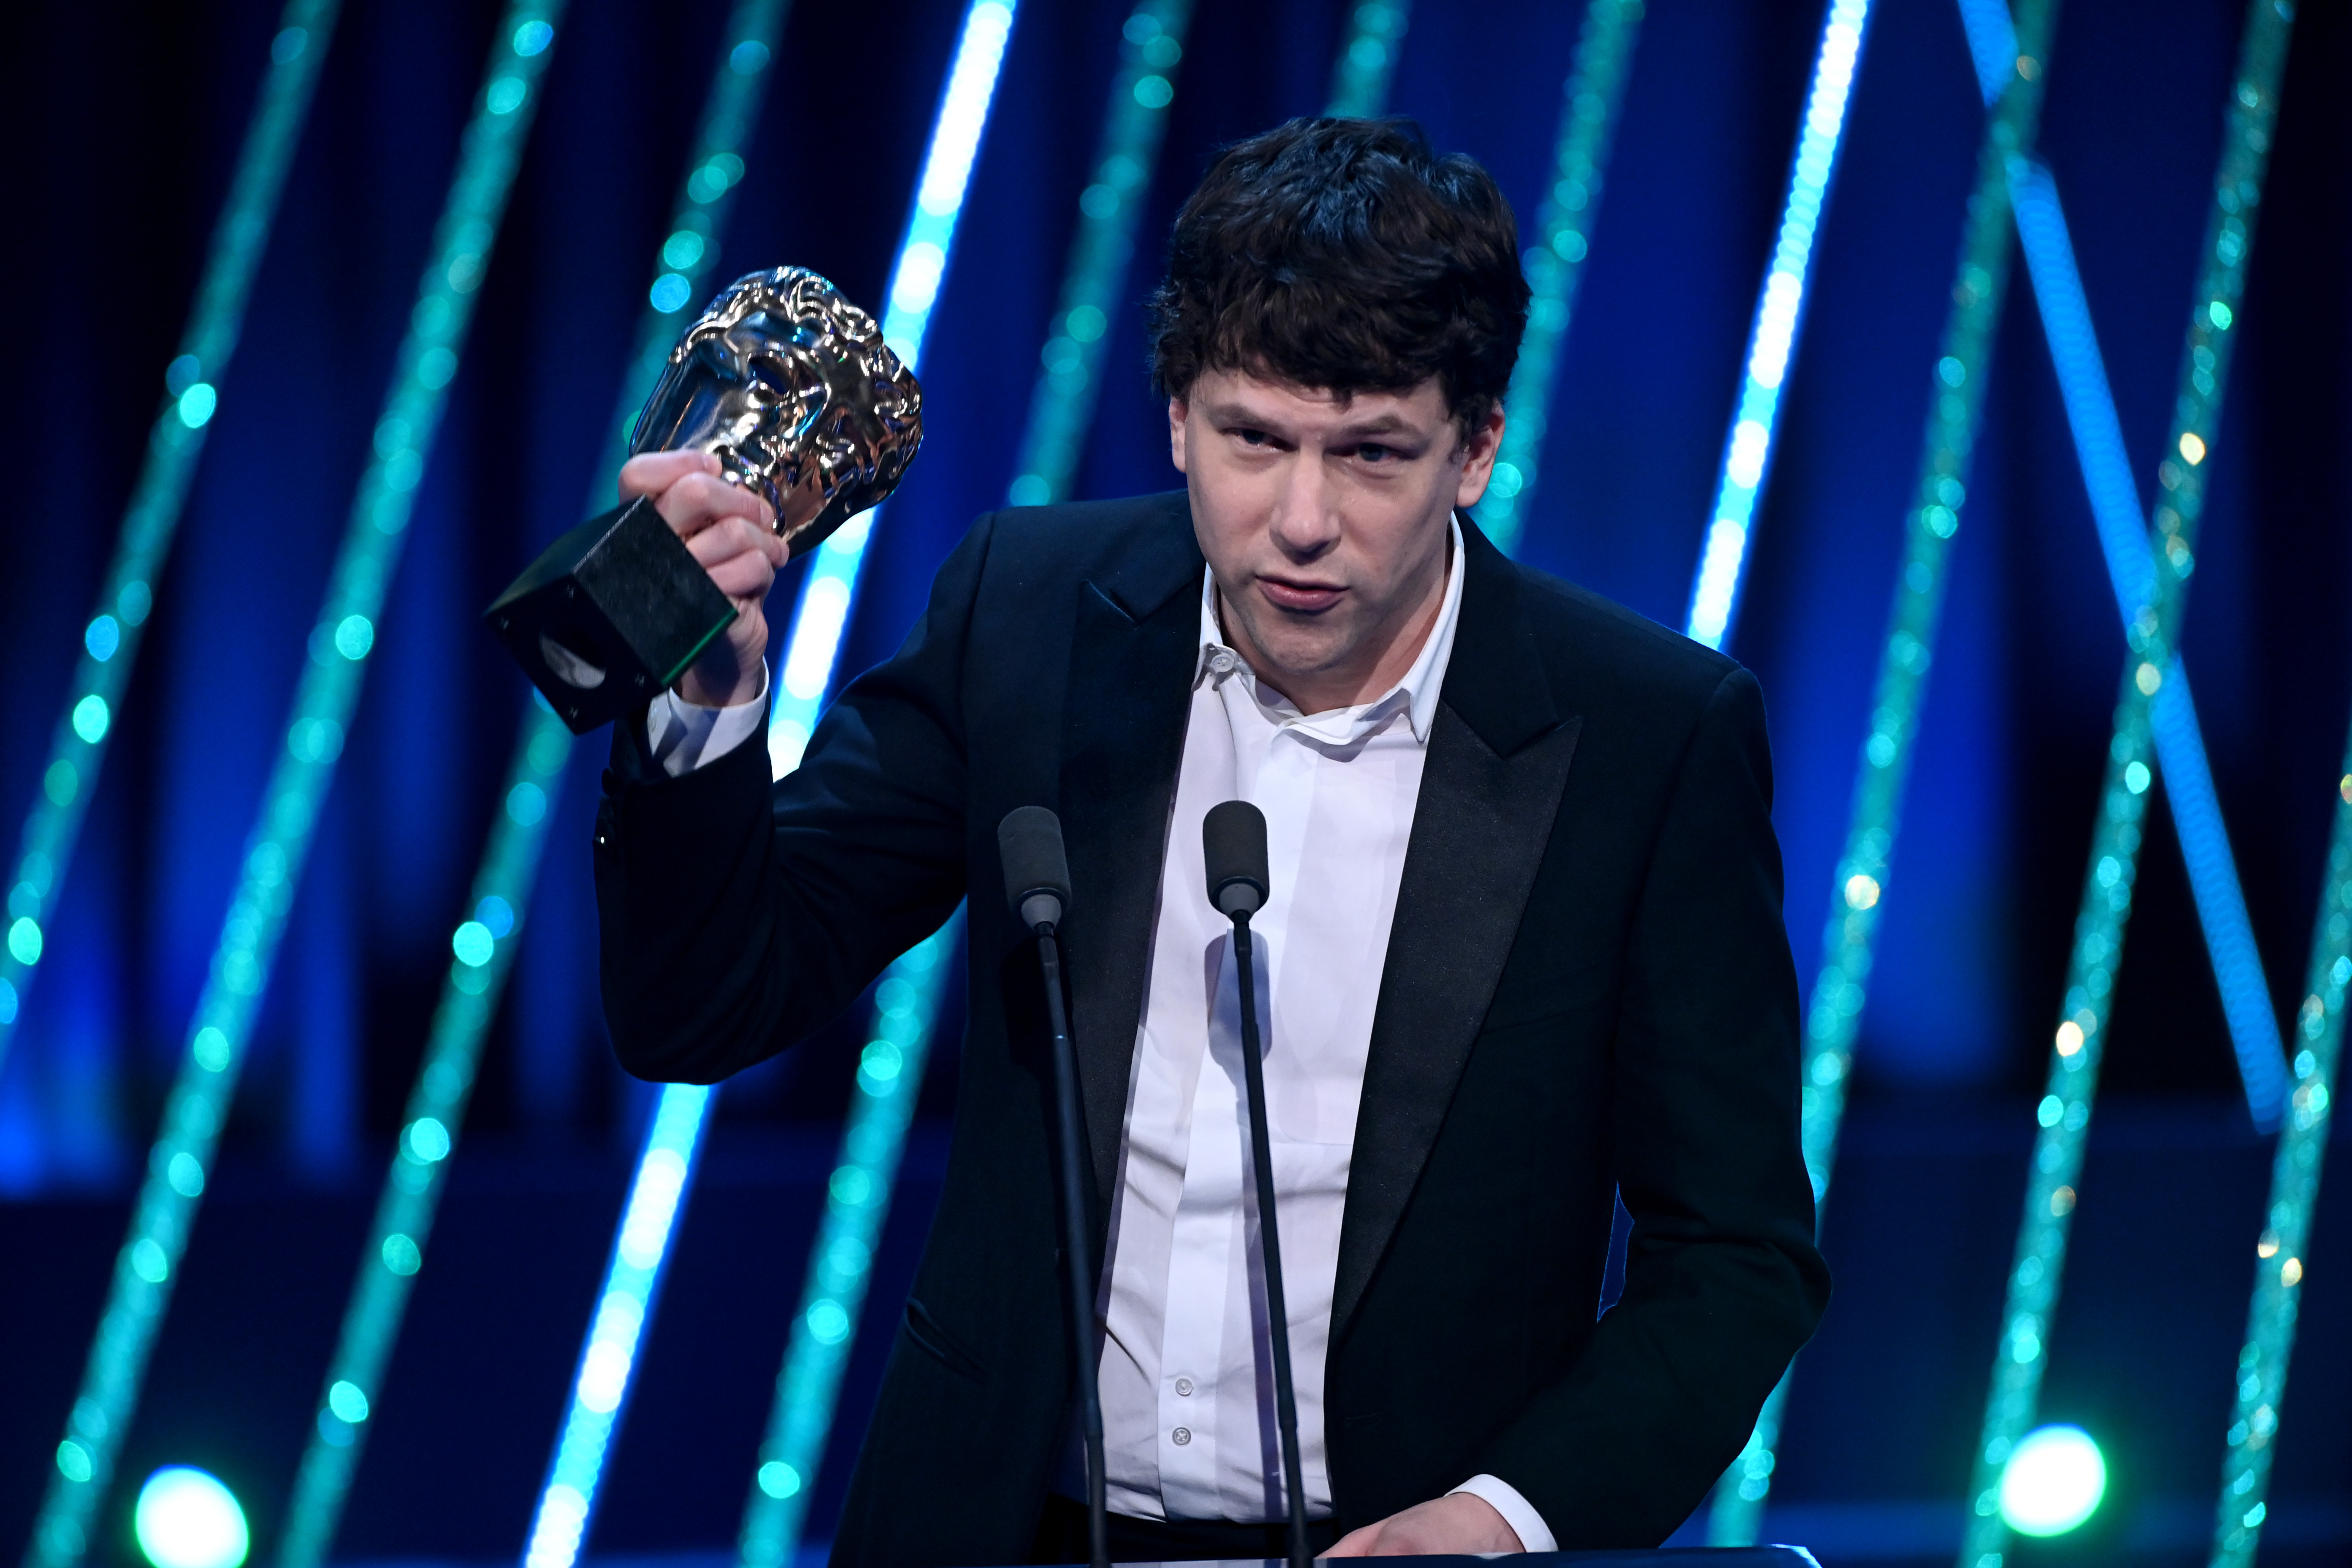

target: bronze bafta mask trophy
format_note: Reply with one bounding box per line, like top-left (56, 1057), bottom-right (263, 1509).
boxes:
top-left (486, 267), bottom-right (923, 732)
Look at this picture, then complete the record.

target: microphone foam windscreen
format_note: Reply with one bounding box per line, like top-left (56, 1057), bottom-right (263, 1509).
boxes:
top-left (1202, 799), bottom-right (1270, 918)
top-left (997, 806), bottom-right (1072, 922)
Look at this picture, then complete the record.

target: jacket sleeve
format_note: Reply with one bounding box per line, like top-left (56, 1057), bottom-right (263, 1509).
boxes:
top-left (1471, 666), bottom-right (1830, 1544)
top-left (593, 511), bottom-right (998, 1083)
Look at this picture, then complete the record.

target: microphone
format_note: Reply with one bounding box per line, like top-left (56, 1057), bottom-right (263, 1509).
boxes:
top-left (996, 808), bottom-right (1108, 1568)
top-left (1200, 800), bottom-right (1309, 1568)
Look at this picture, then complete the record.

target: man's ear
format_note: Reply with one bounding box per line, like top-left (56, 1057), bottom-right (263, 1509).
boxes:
top-left (1169, 396), bottom-right (1190, 474)
top-left (1453, 405), bottom-right (1507, 509)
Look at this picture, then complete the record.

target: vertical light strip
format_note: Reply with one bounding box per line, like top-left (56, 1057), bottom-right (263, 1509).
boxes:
top-left (1958, 6), bottom-right (2295, 1564)
top-left (768, 0), bottom-right (1018, 776)
top-left (273, 8), bottom-right (791, 1563)
top-left (0, 0), bottom-right (340, 1086)
top-left (1004, 0), bottom-right (1194, 509)
top-left (736, 924), bottom-right (958, 1568)
top-left (1323, 0), bottom-right (1412, 117)
top-left (2210, 757), bottom-right (2351, 1566)
top-left (516, 14), bottom-right (1022, 1567)
top-left (523, 1083), bottom-right (714, 1568)
top-left (1682, 0), bottom-right (1873, 651)
top-left (23, 9), bottom-right (567, 1567)
top-left (1704, 0), bottom-right (2061, 1544)
top-left (1475, 0), bottom-right (1644, 558)
top-left (2007, 158), bottom-right (2286, 1130)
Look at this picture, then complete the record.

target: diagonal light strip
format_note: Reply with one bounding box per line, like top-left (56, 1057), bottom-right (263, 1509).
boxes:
top-left (1683, 0), bottom-right (1873, 651)
top-left (1705, 0), bottom-right (2061, 1544)
top-left (738, 2), bottom-right (1191, 1556)
top-left (768, 0), bottom-right (1018, 775)
top-left (0, 0), bottom-right (340, 1090)
top-left (2209, 756), bottom-right (2352, 1567)
top-left (1006, 0), bottom-right (1193, 508)
top-left (273, 8), bottom-right (793, 1564)
top-left (1958, 4), bottom-right (2295, 1561)
top-left (736, 921), bottom-right (959, 1568)
top-left (1475, 0), bottom-right (1645, 559)
top-left (1324, 0), bottom-right (1412, 117)
top-left (521, 10), bottom-right (1021, 1566)
top-left (2007, 157), bottom-right (2286, 1129)
top-left (22, 8), bottom-right (568, 1566)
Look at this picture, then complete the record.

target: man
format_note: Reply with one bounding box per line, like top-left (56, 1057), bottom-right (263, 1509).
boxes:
top-left (596, 118), bottom-right (1827, 1563)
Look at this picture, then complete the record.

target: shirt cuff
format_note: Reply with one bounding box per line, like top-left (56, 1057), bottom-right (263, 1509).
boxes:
top-left (646, 666), bottom-right (769, 777)
top-left (1448, 1474), bottom-right (1555, 1554)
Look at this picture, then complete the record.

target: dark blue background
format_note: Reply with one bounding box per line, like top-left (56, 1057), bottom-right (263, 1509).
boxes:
top-left (1, 0), bottom-right (2348, 1560)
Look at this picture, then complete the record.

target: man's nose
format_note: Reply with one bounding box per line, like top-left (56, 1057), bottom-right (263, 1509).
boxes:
top-left (1269, 451), bottom-right (1341, 559)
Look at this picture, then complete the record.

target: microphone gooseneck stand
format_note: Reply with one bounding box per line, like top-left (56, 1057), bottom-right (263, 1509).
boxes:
top-left (1202, 800), bottom-right (1312, 1568)
top-left (997, 808), bottom-right (1109, 1568)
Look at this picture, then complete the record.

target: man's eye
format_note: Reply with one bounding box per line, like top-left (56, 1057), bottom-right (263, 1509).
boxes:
top-left (1357, 444), bottom-right (1395, 463)
top-left (1233, 427), bottom-right (1271, 446)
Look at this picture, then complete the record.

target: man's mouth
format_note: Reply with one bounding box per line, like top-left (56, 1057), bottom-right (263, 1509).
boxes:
top-left (1257, 576), bottom-right (1345, 613)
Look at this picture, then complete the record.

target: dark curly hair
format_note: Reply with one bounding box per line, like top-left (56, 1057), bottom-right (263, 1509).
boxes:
top-left (1147, 117), bottom-right (1530, 439)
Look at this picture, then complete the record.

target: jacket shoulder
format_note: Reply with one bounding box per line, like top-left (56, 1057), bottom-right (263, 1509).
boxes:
top-left (974, 490), bottom-right (1201, 618)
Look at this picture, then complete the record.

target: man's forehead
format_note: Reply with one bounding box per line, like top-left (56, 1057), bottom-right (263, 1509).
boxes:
top-left (1188, 369), bottom-right (1448, 431)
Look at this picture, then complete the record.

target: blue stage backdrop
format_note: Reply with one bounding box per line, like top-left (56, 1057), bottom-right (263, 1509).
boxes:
top-left (1, 0), bottom-right (2349, 1562)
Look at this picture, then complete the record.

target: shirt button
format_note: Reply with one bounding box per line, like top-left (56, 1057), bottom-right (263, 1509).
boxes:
top-left (1208, 650), bottom-right (1237, 675)
top-left (1172, 1426), bottom-right (1192, 1446)
top-left (1174, 1377), bottom-right (1194, 1397)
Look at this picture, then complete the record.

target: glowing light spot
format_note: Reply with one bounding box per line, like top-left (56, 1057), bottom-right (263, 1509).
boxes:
top-left (86, 615), bottom-right (121, 661)
top-left (451, 921), bottom-right (494, 968)
top-left (662, 230), bottom-right (705, 270)
top-left (2123, 760), bottom-right (2151, 794)
top-left (406, 1117), bottom-right (452, 1163)
top-left (2281, 1256), bottom-right (2303, 1287)
top-left (328, 1380), bottom-right (370, 1423)
top-left (486, 76), bottom-right (527, 115)
top-left (512, 18), bottom-right (553, 55)
top-left (731, 39), bottom-right (770, 73)
top-left (177, 384), bottom-right (218, 428)
top-left (477, 895), bottom-right (515, 937)
top-left (807, 1298), bottom-right (851, 1344)
top-left (2179, 432), bottom-right (2207, 465)
top-left (1132, 73), bottom-right (1173, 109)
top-left (132, 1238), bottom-right (171, 1283)
top-left (650, 272), bottom-right (692, 313)
top-left (135, 1467), bottom-right (249, 1568)
top-left (8, 917), bottom-right (43, 966)
top-left (2050, 1184), bottom-right (2076, 1217)
top-left (72, 695), bottom-right (110, 744)
top-left (757, 1461), bottom-right (802, 1499)
top-left (506, 781), bottom-right (547, 826)
top-left (381, 1233), bottom-right (421, 1275)
top-left (334, 615), bottom-right (374, 660)
top-left (1844, 873), bottom-right (1879, 910)
top-left (1997, 1425), bottom-right (2106, 1537)
top-left (2135, 662), bottom-right (2162, 696)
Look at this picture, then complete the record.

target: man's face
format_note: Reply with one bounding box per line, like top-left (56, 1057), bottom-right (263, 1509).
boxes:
top-left (1171, 367), bottom-right (1502, 710)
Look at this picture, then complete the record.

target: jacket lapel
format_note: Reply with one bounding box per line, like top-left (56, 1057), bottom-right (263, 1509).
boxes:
top-left (1332, 519), bottom-right (1582, 1340)
top-left (1058, 495), bottom-right (1203, 1212)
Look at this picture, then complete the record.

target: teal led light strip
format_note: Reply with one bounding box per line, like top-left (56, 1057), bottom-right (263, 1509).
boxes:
top-left (1475, 0), bottom-right (1643, 558)
top-left (518, 12), bottom-right (1021, 1566)
top-left (524, 1083), bottom-right (714, 1568)
top-left (1683, 0), bottom-right (1873, 651)
top-left (0, 0), bottom-right (340, 1083)
top-left (274, 9), bottom-right (789, 1562)
top-left (1004, 0), bottom-right (1193, 509)
top-left (1705, 0), bottom-right (2060, 1544)
top-left (2211, 754), bottom-right (2350, 1566)
top-left (1324, 0), bottom-right (1411, 118)
top-left (737, 923), bottom-right (958, 1567)
top-left (24, 9), bottom-right (566, 1568)
top-left (1958, 6), bottom-right (2294, 1565)
top-left (767, 0), bottom-right (1018, 775)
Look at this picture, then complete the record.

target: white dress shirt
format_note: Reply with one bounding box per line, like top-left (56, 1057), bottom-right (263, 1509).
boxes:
top-left (652, 517), bottom-right (1552, 1550)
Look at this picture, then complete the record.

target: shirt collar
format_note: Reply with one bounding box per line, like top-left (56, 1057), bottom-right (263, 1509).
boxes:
top-left (1195, 513), bottom-right (1465, 746)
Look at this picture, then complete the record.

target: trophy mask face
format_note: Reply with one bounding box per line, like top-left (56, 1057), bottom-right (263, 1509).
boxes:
top-left (631, 267), bottom-right (923, 555)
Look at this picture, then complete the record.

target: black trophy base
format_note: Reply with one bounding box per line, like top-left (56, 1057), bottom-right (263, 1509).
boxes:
top-left (483, 497), bottom-right (736, 734)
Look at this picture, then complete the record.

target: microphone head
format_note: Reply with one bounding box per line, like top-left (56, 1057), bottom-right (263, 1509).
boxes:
top-left (1202, 800), bottom-right (1269, 919)
top-left (998, 806), bottom-right (1071, 930)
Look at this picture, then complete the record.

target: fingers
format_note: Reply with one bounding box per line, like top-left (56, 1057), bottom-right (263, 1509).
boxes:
top-left (654, 470), bottom-right (778, 545)
top-left (618, 449), bottom-right (716, 499)
top-left (1323, 1525), bottom-right (1378, 1558)
top-left (686, 515), bottom-right (787, 602)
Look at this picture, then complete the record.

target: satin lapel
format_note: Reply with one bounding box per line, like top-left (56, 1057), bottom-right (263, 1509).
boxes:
top-left (1059, 511), bottom-right (1201, 1211)
top-left (1331, 521), bottom-right (1582, 1340)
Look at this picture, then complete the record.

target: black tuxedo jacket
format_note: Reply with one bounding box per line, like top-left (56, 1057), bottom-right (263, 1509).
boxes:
top-left (594, 491), bottom-right (1828, 1563)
